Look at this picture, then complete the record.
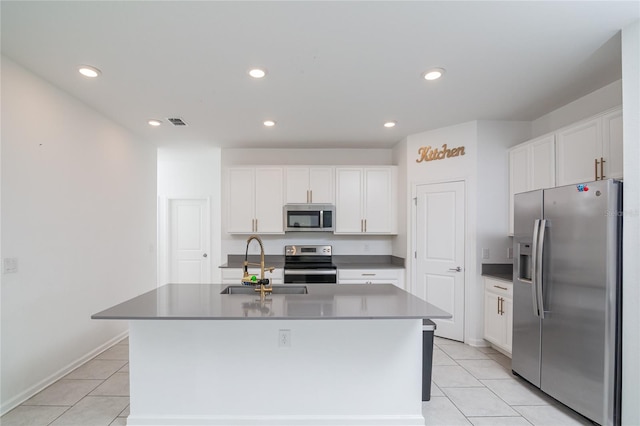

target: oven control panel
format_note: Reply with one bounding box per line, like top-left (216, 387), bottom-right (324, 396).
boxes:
top-left (285, 245), bottom-right (332, 256)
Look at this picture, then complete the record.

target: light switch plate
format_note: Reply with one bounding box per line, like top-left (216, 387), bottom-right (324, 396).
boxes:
top-left (481, 248), bottom-right (490, 259)
top-left (3, 258), bottom-right (18, 274)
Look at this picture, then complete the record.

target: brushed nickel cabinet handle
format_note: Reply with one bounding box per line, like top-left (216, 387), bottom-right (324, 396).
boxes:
top-left (494, 285), bottom-right (508, 291)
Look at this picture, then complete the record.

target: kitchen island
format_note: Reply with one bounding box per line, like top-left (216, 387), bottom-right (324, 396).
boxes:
top-left (93, 283), bottom-right (451, 426)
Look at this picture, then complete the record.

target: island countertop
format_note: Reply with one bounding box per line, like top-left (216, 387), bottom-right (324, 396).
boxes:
top-left (92, 283), bottom-right (451, 320)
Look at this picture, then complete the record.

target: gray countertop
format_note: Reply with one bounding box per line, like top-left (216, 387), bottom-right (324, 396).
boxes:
top-left (219, 255), bottom-right (404, 269)
top-left (481, 263), bottom-right (513, 282)
top-left (92, 283), bottom-right (450, 320)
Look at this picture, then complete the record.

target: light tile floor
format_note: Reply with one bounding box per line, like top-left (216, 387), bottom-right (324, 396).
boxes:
top-left (1, 336), bottom-right (592, 426)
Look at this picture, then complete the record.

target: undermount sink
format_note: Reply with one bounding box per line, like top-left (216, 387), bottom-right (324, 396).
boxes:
top-left (221, 285), bottom-right (308, 295)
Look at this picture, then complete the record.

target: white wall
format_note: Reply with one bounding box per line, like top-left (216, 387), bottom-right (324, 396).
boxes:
top-left (157, 145), bottom-right (222, 283)
top-left (531, 80), bottom-right (622, 137)
top-left (403, 120), bottom-right (529, 345)
top-left (222, 148), bottom-right (393, 166)
top-left (0, 57), bottom-right (157, 414)
top-left (476, 120), bottom-right (531, 263)
top-left (220, 148), bottom-right (395, 259)
top-left (621, 19), bottom-right (640, 426)
top-left (392, 138), bottom-right (408, 259)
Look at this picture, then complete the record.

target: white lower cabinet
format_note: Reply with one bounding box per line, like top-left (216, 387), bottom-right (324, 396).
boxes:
top-left (338, 269), bottom-right (404, 289)
top-left (483, 277), bottom-right (513, 355)
top-left (221, 268), bottom-right (284, 285)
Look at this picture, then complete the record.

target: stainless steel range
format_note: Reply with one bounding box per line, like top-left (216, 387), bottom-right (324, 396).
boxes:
top-left (283, 245), bottom-right (337, 284)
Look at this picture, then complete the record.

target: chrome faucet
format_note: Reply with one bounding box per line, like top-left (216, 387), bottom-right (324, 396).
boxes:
top-left (242, 235), bottom-right (274, 296)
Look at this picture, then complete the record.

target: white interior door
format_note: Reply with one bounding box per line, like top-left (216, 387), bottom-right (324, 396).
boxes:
top-left (414, 181), bottom-right (465, 341)
top-left (169, 199), bottom-right (211, 283)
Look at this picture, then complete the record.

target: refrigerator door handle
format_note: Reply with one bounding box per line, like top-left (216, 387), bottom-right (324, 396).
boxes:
top-left (536, 219), bottom-right (547, 319)
top-left (531, 220), bottom-right (541, 318)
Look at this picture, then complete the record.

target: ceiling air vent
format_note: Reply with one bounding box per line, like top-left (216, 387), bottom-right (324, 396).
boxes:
top-left (167, 117), bottom-right (187, 126)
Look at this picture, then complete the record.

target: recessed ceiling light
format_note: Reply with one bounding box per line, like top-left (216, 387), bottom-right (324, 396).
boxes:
top-left (263, 120), bottom-right (276, 127)
top-left (148, 119), bottom-right (162, 127)
top-left (384, 121), bottom-right (397, 128)
top-left (78, 65), bottom-right (101, 78)
top-left (249, 68), bottom-right (267, 79)
top-left (423, 68), bottom-right (445, 81)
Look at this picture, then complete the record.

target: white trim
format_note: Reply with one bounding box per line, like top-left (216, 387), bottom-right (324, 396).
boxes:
top-left (125, 414), bottom-right (425, 426)
top-left (0, 331), bottom-right (128, 416)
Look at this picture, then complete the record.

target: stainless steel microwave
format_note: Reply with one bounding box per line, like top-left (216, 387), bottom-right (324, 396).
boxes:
top-left (284, 204), bottom-right (335, 232)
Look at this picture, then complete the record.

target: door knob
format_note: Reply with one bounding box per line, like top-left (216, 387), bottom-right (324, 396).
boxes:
top-left (203, 253), bottom-right (208, 258)
top-left (448, 266), bottom-right (462, 272)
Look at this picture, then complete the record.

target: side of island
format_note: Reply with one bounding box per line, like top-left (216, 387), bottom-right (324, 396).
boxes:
top-left (92, 284), bottom-right (451, 426)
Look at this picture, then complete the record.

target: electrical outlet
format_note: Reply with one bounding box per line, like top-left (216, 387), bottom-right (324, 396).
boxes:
top-left (482, 248), bottom-right (490, 259)
top-left (507, 247), bottom-right (514, 259)
top-left (278, 329), bottom-right (291, 347)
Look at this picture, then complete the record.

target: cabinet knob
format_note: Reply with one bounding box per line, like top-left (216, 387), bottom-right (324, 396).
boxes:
top-left (203, 253), bottom-right (208, 258)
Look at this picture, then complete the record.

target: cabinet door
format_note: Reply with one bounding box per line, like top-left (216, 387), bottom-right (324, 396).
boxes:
top-left (556, 118), bottom-right (601, 185)
top-left (254, 167), bottom-right (284, 233)
top-left (308, 167), bottom-right (334, 203)
top-left (227, 168), bottom-right (255, 233)
top-left (602, 108), bottom-right (623, 180)
top-left (335, 168), bottom-right (364, 233)
top-left (363, 168), bottom-right (394, 233)
top-left (504, 297), bottom-right (513, 353)
top-left (484, 292), bottom-right (503, 346)
top-left (509, 145), bottom-right (530, 235)
top-left (284, 167), bottom-right (310, 204)
top-left (530, 135), bottom-right (555, 190)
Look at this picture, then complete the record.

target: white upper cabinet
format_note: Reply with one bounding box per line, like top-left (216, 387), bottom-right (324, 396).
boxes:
top-left (335, 166), bottom-right (397, 234)
top-left (602, 108), bottom-right (623, 180)
top-left (556, 107), bottom-right (623, 185)
top-left (508, 106), bottom-right (622, 235)
top-left (284, 167), bottom-right (334, 204)
top-left (556, 118), bottom-right (601, 185)
top-left (508, 135), bottom-right (555, 234)
top-left (226, 167), bottom-right (284, 234)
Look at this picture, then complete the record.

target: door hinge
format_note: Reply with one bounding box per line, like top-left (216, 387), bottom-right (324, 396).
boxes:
top-left (413, 197), bottom-right (417, 206)
top-left (414, 251), bottom-right (417, 259)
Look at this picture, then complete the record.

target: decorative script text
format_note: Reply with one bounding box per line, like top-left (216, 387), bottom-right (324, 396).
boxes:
top-left (416, 144), bottom-right (466, 163)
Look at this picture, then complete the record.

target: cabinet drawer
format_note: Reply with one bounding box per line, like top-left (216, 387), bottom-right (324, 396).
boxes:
top-left (484, 277), bottom-right (513, 297)
top-left (338, 269), bottom-right (401, 280)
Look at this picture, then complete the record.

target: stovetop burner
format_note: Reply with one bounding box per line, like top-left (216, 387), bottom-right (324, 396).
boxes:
top-left (283, 262), bottom-right (337, 270)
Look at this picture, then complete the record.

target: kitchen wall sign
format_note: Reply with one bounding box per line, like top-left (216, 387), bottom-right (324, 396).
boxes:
top-left (416, 144), bottom-right (466, 163)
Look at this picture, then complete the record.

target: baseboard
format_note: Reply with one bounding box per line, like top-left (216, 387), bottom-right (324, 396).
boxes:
top-left (465, 337), bottom-right (489, 347)
top-left (0, 330), bottom-right (128, 416)
top-left (125, 414), bottom-right (425, 425)
top-left (489, 344), bottom-right (512, 358)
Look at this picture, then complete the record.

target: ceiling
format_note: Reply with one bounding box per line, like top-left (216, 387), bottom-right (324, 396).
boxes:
top-left (1, 1), bottom-right (638, 149)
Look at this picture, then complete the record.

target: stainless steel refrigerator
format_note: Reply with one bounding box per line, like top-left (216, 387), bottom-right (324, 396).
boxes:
top-left (512, 179), bottom-right (622, 426)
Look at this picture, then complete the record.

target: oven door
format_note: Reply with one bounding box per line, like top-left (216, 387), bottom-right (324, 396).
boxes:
top-left (284, 269), bottom-right (337, 284)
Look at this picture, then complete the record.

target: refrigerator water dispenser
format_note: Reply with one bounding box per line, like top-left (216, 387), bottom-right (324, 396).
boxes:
top-left (518, 243), bottom-right (532, 281)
